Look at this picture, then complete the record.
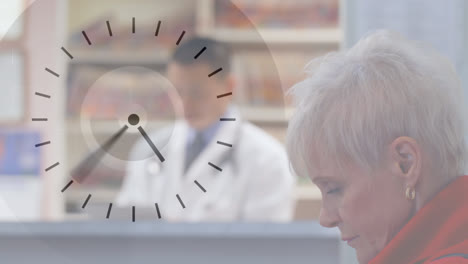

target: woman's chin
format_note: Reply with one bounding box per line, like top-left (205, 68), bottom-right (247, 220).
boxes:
top-left (355, 247), bottom-right (378, 264)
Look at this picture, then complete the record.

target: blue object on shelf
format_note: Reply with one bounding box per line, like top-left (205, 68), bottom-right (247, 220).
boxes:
top-left (0, 130), bottom-right (41, 176)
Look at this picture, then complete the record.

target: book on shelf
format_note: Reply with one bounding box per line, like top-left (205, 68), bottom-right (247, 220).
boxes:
top-left (0, 130), bottom-right (41, 176)
top-left (67, 65), bottom-right (176, 121)
top-left (214, 0), bottom-right (339, 30)
top-left (233, 52), bottom-right (285, 107)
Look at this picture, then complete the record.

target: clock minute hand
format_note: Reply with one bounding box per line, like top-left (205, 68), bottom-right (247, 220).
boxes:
top-left (71, 125), bottom-right (129, 183)
top-left (137, 126), bottom-right (165, 162)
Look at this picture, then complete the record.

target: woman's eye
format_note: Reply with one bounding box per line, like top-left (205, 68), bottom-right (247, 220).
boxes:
top-left (327, 188), bottom-right (340, 194)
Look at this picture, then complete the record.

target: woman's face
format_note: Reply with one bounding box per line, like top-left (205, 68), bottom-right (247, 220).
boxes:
top-left (313, 157), bottom-right (413, 263)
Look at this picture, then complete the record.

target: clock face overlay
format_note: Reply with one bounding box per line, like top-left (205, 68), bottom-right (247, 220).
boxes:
top-left (48, 23), bottom-right (232, 222)
top-left (0, 0), bottom-right (286, 225)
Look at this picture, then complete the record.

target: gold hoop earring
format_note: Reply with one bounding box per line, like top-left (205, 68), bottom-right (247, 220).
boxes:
top-left (406, 186), bottom-right (415, 200)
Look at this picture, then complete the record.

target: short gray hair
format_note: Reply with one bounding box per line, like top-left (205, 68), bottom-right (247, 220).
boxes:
top-left (286, 30), bottom-right (467, 180)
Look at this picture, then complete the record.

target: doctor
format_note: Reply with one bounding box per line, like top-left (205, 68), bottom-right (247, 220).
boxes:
top-left (116, 37), bottom-right (295, 222)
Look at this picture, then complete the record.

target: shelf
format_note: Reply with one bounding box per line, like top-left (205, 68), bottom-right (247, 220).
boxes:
top-left (66, 29), bottom-right (340, 65)
top-left (66, 106), bottom-right (294, 134)
top-left (213, 28), bottom-right (342, 45)
top-left (69, 50), bottom-right (170, 65)
top-left (239, 105), bottom-right (294, 123)
top-left (65, 183), bottom-right (322, 206)
top-left (66, 120), bottom-right (171, 134)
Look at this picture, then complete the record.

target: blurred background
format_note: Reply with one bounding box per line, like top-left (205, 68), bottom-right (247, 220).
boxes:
top-left (0, 0), bottom-right (342, 222)
top-left (0, 0), bottom-right (467, 222)
top-left (0, 0), bottom-right (466, 263)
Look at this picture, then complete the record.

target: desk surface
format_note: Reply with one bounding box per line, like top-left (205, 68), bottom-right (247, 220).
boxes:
top-left (0, 221), bottom-right (356, 264)
top-left (0, 221), bottom-right (338, 238)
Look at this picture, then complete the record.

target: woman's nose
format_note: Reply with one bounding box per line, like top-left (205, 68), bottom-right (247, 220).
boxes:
top-left (319, 206), bottom-right (340, 228)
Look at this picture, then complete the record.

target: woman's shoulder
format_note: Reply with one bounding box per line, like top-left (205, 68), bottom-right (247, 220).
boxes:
top-left (423, 241), bottom-right (468, 264)
top-left (414, 239), bottom-right (468, 264)
top-left (428, 255), bottom-right (468, 264)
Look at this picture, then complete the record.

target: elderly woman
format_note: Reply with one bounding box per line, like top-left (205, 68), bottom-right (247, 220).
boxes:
top-left (286, 30), bottom-right (467, 264)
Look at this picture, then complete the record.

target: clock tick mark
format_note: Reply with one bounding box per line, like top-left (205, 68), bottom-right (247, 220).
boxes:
top-left (61, 180), bottom-right (74, 193)
top-left (176, 194), bottom-right (186, 209)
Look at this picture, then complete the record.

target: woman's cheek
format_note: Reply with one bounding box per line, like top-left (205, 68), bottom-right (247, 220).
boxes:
top-left (341, 187), bottom-right (375, 227)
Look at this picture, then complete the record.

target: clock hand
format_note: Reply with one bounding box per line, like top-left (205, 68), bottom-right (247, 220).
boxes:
top-left (137, 126), bottom-right (165, 162)
top-left (71, 125), bottom-right (129, 183)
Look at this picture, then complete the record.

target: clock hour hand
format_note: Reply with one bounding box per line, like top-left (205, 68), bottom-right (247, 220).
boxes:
top-left (71, 125), bottom-right (129, 183)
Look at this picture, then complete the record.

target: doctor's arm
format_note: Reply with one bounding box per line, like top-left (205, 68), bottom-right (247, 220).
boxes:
top-left (241, 151), bottom-right (297, 222)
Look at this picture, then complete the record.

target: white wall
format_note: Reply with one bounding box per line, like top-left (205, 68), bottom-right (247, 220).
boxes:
top-left (24, 0), bottom-right (67, 219)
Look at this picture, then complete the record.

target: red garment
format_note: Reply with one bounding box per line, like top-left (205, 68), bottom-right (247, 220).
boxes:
top-left (369, 175), bottom-right (468, 264)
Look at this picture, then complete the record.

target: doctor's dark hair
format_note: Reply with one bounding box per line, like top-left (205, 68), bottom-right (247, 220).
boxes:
top-left (170, 36), bottom-right (232, 78)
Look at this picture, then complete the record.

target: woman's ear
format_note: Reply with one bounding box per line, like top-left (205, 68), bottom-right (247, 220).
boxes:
top-left (389, 136), bottom-right (422, 187)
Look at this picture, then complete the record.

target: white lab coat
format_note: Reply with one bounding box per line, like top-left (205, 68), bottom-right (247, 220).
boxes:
top-left (116, 109), bottom-right (296, 222)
